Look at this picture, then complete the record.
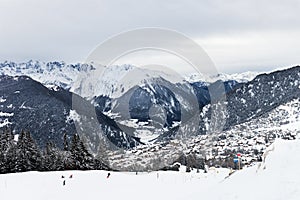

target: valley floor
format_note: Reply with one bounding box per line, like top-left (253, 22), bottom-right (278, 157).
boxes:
top-left (1, 137), bottom-right (300, 200)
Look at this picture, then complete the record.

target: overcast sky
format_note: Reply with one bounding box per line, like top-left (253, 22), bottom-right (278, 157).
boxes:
top-left (0, 0), bottom-right (300, 73)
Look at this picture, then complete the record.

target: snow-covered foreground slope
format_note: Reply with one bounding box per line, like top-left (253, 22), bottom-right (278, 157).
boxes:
top-left (0, 168), bottom-right (230, 200)
top-left (1, 137), bottom-right (300, 200)
top-left (210, 138), bottom-right (300, 200)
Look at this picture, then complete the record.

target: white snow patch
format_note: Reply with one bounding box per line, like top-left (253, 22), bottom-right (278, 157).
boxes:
top-left (0, 119), bottom-right (11, 128)
top-left (0, 97), bottom-right (6, 103)
top-left (67, 110), bottom-right (81, 122)
top-left (0, 112), bottom-right (14, 117)
top-left (14, 134), bottom-right (19, 142)
top-left (241, 98), bottom-right (246, 104)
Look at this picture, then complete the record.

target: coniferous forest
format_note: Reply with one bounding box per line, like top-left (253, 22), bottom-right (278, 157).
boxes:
top-left (0, 129), bottom-right (108, 174)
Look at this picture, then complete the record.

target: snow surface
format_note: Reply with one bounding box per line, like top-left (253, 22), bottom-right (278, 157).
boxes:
top-left (1, 138), bottom-right (300, 200)
top-left (207, 138), bottom-right (300, 200)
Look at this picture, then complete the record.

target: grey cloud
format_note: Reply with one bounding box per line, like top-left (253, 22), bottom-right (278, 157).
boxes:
top-left (0, 0), bottom-right (299, 72)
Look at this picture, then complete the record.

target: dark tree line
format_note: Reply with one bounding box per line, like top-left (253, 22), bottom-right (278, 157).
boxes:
top-left (0, 129), bottom-right (108, 174)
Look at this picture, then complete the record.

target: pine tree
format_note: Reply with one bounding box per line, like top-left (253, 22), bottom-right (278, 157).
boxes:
top-left (0, 129), bottom-right (17, 173)
top-left (41, 142), bottom-right (64, 171)
top-left (15, 131), bottom-right (41, 172)
top-left (70, 133), bottom-right (94, 170)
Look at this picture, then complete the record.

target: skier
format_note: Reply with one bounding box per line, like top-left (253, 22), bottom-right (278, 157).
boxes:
top-left (61, 175), bottom-right (66, 186)
top-left (107, 172), bottom-right (111, 178)
top-left (69, 174), bottom-right (73, 179)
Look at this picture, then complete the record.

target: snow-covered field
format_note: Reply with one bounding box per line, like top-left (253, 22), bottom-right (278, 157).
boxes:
top-left (1, 137), bottom-right (300, 200)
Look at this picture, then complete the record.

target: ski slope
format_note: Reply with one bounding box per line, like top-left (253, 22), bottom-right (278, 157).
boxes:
top-left (206, 138), bottom-right (300, 200)
top-left (0, 168), bottom-right (230, 200)
top-left (0, 138), bottom-right (300, 200)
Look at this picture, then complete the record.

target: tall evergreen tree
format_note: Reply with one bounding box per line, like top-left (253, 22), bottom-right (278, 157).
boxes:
top-left (70, 133), bottom-right (94, 170)
top-left (0, 129), bottom-right (17, 173)
top-left (15, 131), bottom-right (41, 172)
top-left (41, 142), bottom-right (64, 171)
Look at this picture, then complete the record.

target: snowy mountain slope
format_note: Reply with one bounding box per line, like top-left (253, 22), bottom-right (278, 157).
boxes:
top-left (198, 65), bottom-right (300, 133)
top-left (200, 98), bottom-right (300, 167)
top-left (0, 138), bottom-right (300, 200)
top-left (0, 75), bottom-right (143, 149)
top-left (227, 98), bottom-right (300, 136)
top-left (0, 75), bottom-right (75, 147)
top-left (224, 66), bottom-right (300, 129)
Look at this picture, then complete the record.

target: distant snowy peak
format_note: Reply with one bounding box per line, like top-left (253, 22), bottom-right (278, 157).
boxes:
top-left (0, 60), bottom-right (94, 90)
top-left (216, 71), bottom-right (260, 83)
top-left (186, 71), bottom-right (260, 83)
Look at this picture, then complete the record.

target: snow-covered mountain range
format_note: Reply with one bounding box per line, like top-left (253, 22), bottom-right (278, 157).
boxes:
top-left (0, 60), bottom-right (91, 90)
top-left (0, 61), bottom-right (255, 97)
top-left (1, 60), bottom-right (300, 172)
